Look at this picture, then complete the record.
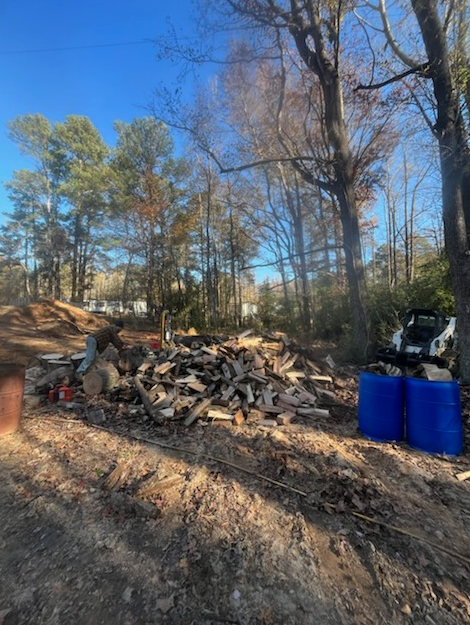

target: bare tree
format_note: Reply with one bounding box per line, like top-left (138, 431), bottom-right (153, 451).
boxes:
top-left (361, 0), bottom-right (470, 380)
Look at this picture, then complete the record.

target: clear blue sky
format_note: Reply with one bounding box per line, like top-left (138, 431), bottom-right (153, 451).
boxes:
top-left (0, 0), bottom-right (204, 221)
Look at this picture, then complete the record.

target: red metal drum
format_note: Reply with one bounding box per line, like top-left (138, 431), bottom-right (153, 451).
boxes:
top-left (0, 364), bottom-right (26, 436)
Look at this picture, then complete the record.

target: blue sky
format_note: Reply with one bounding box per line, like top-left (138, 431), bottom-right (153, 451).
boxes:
top-left (0, 0), bottom-right (205, 221)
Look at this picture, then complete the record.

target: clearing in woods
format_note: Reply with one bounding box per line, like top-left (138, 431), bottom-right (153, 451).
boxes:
top-left (0, 299), bottom-right (469, 625)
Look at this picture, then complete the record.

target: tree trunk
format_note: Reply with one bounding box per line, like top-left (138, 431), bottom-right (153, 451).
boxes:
top-left (290, 5), bottom-right (370, 359)
top-left (71, 212), bottom-right (80, 300)
top-left (412, 0), bottom-right (470, 381)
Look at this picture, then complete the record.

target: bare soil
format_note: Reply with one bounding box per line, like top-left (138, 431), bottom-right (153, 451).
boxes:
top-left (1, 300), bottom-right (470, 625)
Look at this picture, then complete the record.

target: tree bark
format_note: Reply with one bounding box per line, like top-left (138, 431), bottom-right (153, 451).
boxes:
top-left (289, 2), bottom-right (370, 358)
top-left (411, 0), bottom-right (470, 382)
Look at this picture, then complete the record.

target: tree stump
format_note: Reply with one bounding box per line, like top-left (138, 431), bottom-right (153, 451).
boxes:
top-left (83, 364), bottom-right (120, 395)
top-left (39, 353), bottom-right (64, 366)
top-left (70, 352), bottom-right (87, 370)
top-left (46, 359), bottom-right (71, 374)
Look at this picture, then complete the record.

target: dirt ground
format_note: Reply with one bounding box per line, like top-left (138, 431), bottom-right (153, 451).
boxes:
top-left (1, 300), bottom-right (470, 625)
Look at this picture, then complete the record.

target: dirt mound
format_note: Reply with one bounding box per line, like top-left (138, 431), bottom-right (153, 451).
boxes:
top-left (0, 299), bottom-right (107, 331)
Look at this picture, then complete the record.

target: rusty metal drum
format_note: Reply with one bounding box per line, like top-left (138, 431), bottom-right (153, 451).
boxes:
top-left (0, 364), bottom-right (26, 436)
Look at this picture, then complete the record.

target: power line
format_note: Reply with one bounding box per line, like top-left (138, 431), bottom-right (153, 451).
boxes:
top-left (0, 39), bottom-right (155, 55)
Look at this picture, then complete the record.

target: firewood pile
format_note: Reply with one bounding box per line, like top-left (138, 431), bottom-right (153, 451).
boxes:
top-left (26, 332), bottom-right (338, 427)
top-left (127, 332), bottom-right (336, 427)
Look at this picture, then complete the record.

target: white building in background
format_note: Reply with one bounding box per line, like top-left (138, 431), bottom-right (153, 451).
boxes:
top-left (82, 299), bottom-right (147, 316)
top-left (242, 302), bottom-right (258, 319)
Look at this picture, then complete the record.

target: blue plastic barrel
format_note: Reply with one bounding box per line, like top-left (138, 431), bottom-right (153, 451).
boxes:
top-left (405, 377), bottom-right (463, 455)
top-left (358, 372), bottom-right (404, 442)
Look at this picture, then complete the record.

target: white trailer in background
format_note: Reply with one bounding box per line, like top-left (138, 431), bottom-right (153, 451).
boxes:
top-left (125, 301), bottom-right (148, 317)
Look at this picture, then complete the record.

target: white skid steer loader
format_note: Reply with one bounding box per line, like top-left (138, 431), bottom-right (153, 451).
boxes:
top-left (376, 308), bottom-right (457, 368)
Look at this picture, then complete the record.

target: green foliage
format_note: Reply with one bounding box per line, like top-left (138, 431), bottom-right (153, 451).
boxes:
top-left (312, 279), bottom-right (351, 341)
top-left (368, 282), bottom-right (410, 347)
top-left (409, 254), bottom-right (454, 315)
top-left (256, 281), bottom-right (304, 335)
top-left (368, 253), bottom-right (454, 348)
top-left (257, 282), bottom-right (285, 330)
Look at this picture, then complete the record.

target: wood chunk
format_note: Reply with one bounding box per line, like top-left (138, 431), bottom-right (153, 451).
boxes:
top-left (135, 375), bottom-right (163, 421)
top-left (221, 363), bottom-right (232, 379)
top-left (221, 386), bottom-right (237, 401)
top-left (258, 404), bottom-right (285, 414)
top-left (276, 413), bottom-right (296, 425)
top-left (262, 388), bottom-right (274, 405)
top-left (39, 353), bottom-right (64, 365)
top-left (297, 407), bottom-right (330, 418)
top-left (258, 419), bottom-right (278, 427)
top-left (246, 409), bottom-right (265, 422)
top-left (232, 360), bottom-right (245, 377)
top-left (46, 359), bottom-right (71, 373)
top-left (175, 374), bottom-right (198, 384)
top-left (137, 360), bottom-right (155, 374)
top-left (184, 398), bottom-right (212, 426)
top-left (285, 371), bottom-right (305, 381)
top-left (238, 383), bottom-right (255, 404)
top-left (277, 393), bottom-right (300, 407)
top-left (102, 462), bottom-right (129, 492)
top-left (156, 407), bottom-right (175, 419)
top-left (308, 374), bottom-right (334, 383)
top-left (418, 363), bottom-right (453, 382)
top-left (232, 373), bottom-right (247, 383)
top-left (297, 390), bottom-right (318, 405)
top-left (233, 409), bottom-right (245, 426)
top-left (306, 359), bottom-right (322, 374)
top-left (207, 409), bottom-right (234, 421)
top-left (277, 400), bottom-right (301, 413)
top-left (313, 387), bottom-right (338, 402)
top-left (152, 393), bottom-right (172, 409)
top-left (456, 470), bottom-right (470, 482)
top-left (247, 371), bottom-right (268, 384)
top-left (167, 349), bottom-right (181, 360)
top-left (281, 351), bottom-right (294, 366)
top-left (136, 474), bottom-right (183, 498)
top-left (254, 354), bottom-right (265, 369)
top-left (211, 398), bottom-right (230, 407)
top-left (201, 346), bottom-right (219, 358)
top-left (173, 397), bottom-right (196, 412)
top-left (154, 361), bottom-right (176, 375)
top-left (119, 347), bottom-right (144, 372)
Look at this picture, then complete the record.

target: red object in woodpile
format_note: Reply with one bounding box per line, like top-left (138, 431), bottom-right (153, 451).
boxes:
top-left (48, 384), bottom-right (60, 403)
top-left (58, 386), bottom-right (73, 401)
top-left (149, 340), bottom-right (160, 350)
top-left (0, 363), bottom-right (25, 436)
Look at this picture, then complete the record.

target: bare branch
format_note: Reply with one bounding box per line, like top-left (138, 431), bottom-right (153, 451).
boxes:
top-left (356, 62), bottom-right (429, 90)
top-left (406, 86), bottom-right (437, 136)
top-left (443, 0), bottom-right (456, 34)
top-left (241, 243), bottom-right (343, 270)
top-left (376, 0), bottom-right (420, 69)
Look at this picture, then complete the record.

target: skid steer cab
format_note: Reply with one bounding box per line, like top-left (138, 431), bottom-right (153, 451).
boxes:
top-left (376, 308), bottom-right (457, 368)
